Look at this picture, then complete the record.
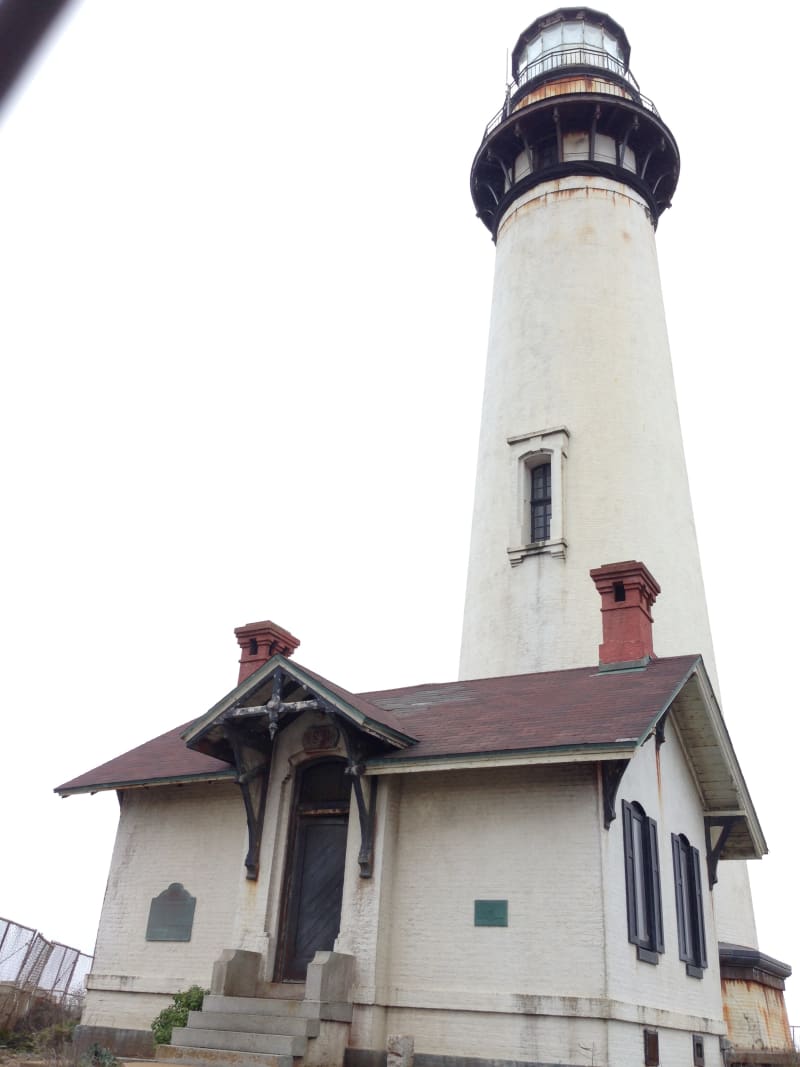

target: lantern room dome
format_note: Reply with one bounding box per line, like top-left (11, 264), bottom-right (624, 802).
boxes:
top-left (511, 8), bottom-right (631, 80)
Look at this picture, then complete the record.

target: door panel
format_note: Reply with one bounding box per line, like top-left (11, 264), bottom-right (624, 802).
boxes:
top-left (282, 817), bottom-right (348, 980)
top-left (277, 759), bottom-right (350, 982)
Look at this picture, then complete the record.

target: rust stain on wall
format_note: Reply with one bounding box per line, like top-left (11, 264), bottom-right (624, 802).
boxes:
top-left (721, 977), bottom-right (793, 1051)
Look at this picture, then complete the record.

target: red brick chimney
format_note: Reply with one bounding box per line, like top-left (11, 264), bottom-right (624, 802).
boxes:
top-left (589, 561), bottom-right (661, 668)
top-left (234, 620), bottom-right (300, 684)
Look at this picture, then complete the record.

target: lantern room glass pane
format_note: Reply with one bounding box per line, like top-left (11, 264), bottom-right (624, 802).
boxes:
top-left (542, 26), bottom-right (561, 52)
top-left (603, 31), bottom-right (623, 62)
top-left (584, 23), bottom-right (602, 48)
top-left (563, 20), bottom-right (582, 44)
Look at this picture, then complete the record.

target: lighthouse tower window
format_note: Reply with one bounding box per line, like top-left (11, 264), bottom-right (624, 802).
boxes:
top-left (505, 426), bottom-right (568, 565)
top-left (531, 462), bottom-right (552, 541)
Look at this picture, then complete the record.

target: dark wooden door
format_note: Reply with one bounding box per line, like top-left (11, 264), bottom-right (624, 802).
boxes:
top-left (278, 760), bottom-right (350, 982)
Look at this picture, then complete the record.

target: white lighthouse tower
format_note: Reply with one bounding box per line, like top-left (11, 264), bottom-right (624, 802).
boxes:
top-left (459, 7), bottom-right (718, 689)
top-left (459, 5), bottom-right (791, 1051)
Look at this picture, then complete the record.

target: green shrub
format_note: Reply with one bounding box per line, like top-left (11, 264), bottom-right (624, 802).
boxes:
top-left (150, 986), bottom-right (207, 1046)
top-left (35, 1019), bottom-right (78, 1056)
top-left (78, 1043), bottom-right (119, 1067)
top-left (0, 1027), bottom-right (35, 1051)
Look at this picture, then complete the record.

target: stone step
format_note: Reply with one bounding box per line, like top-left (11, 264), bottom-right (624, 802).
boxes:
top-left (203, 995), bottom-right (319, 1019)
top-left (171, 1027), bottom-right (306, 1058)
top-left (263, 982), bottom-right (305, 1000)
top-left (155, 1045), bottom-right (293, 1067)
top-left (202, 994), bottom-right (352, 1023)
top-left (187, 1010), bottom-right (320, 1038)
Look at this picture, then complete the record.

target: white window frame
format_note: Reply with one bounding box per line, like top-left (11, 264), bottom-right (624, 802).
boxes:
top-left (506, 425), bottom-right (569, 566)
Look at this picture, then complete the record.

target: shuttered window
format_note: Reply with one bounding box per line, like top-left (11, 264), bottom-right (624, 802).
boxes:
top-left (622, 800), bottom-right (664, 964)
top-left (672, 834), bottom-right (708, 977)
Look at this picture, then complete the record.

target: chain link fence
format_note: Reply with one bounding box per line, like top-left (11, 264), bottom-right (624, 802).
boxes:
top-left (0, 916), bottom-right (92, 1028)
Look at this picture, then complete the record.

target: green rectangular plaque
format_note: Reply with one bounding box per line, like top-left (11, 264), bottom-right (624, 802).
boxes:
top-left (146, 883), bottom-right (196, 942)
top-left (474, 899), bottom-right (508, 927)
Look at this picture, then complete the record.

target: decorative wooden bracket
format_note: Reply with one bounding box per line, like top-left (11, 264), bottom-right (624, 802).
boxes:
top-left (341, 724), bottom-right (378, 878)
top-left (704, 815), bottom-right (736, 887)
top-left (655, 710), bottom-right (668, 751)
top-left (601, 759), bottom-right (628, 829)
top-left (223, 723), bottom-right (270, 881)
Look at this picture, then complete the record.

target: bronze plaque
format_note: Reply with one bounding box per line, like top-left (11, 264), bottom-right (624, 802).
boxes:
top-left (146, 883), bottom-right (196, 941)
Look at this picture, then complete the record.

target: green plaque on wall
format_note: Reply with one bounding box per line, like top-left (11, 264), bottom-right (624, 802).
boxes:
top-left (474, 899), bottom-right (508, 927)
top-left (146, 883), bottom-right (196, 941)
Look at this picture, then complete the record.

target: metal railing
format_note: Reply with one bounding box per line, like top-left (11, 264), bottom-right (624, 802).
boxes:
top-left (482, 45), bottom-right (659, 139)
top-left (0, 916), bottom-right (92, 1026)
top-left (517, 45), bottom-right (637, 91)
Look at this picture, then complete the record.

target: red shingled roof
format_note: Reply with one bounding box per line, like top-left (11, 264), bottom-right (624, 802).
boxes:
top-left (55, 655), bottom-right (699, 795)
top-left (363, 655), bottom-right (699, 762)
top-left (55, 722), bottom-right (234, 794)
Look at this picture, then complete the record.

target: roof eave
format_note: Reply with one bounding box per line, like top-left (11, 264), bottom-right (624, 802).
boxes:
top-left (365, 740), bottom-right (637, 775)
top-left (55, 769), bottom-right (236, 798)
top-left (630, 654), bottom-right (703, 747)
top-left (687, 661), bottom-right (767, 858)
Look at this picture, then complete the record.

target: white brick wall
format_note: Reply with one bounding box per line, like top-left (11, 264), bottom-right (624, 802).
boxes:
top-left (344, 726), bottom-right (730, 1063)
top-left (82, 707), bottom-right (738, 1063)
top-left (369, 764), bottom-right (604, 1000)
top-left (603, 718), bottom-right (725, 1025)
top-left (84, 780), bottom-right (246, 1029)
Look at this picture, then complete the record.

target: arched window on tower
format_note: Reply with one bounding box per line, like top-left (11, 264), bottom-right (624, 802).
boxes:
top-left (506, 426), bottom-right (569, 565)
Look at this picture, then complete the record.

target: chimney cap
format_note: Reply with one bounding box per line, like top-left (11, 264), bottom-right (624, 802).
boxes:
top-left (234, 618), bottom-right (300, 647)
top-left (234, 620), bottom-right (300, 684)
top-left (589, 559), bottom-right (661, 600)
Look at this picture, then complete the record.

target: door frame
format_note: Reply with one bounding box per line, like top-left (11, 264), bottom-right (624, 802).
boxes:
top-left (275, 757), bottom-right (350, 982)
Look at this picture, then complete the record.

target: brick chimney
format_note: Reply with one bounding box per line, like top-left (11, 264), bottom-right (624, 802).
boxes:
top-left (234, 620), bottom-right (300, 684)
top-left (589, 561), bottom-right (661, 668)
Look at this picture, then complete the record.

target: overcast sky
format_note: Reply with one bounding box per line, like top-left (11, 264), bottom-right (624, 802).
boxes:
top-left (1, 0), bottom-right (798, 1026)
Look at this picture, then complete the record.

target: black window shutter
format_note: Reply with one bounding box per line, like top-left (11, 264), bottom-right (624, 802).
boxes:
top-left (672, 834), bottom-right (688, 960)
top-left (622, 801), bottom-right (638, 942)
top-left (648, 817), bottom-right (664, 953)
top-left (691, 846), bottom-right (708, 969)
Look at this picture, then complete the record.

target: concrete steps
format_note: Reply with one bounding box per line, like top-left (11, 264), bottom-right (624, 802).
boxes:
top-left (157, 957), bottom-right (354, 1067)
top-left (202, 995), bottom-right (321, 1019)
top-left (171, 1026), bottom-right (306, 1057)
top-left (201, 993), bottom-right (352, 1023)
top-left (156, 1046), bottom-right (292, 1067)
top-left (187, 1011), bottom-right (320, 1038)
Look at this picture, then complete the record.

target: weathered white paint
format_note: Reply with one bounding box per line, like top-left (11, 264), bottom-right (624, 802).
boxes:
top-left (604, 717), bottom-right (726, 1030)
top-left (82, 781), bottom-right (245, 1029)
top-left (81, 695), bottom-right (752, 1063)
top-left (460, 175), bottom-right (717, 690)
top-left (458, 171), bottom-right (759, 955)
top-left (344, 752), bottom-right (729, 1063)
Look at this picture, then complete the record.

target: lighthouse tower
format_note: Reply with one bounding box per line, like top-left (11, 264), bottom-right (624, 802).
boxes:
top-left (459, 7), bottom-right (718, 690)
top-left (459, 0), bottom-right (782, 1028)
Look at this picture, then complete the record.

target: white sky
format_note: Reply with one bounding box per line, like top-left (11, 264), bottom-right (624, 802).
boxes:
top-left (1, 0), bottom-right (798, 1026)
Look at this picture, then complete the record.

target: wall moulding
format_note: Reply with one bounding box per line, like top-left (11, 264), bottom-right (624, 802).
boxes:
top-left (506, 425), bottom-right (569, 565)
